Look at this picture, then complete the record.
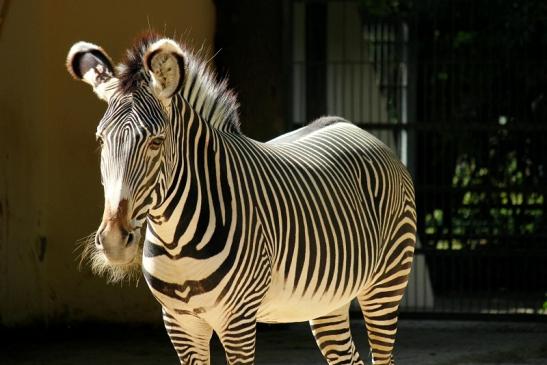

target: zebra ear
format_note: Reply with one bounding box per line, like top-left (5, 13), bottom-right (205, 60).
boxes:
top-left (143, 39), bottom-right (185, 102)
top-left (66, 42), bottom-right (117, 102)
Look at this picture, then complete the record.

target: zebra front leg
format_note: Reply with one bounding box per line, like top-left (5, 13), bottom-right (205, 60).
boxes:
top-left (163, 309), bottom-right (213, 365)
top-left (310, 302), bottom-right (365, 365)
top-left (217, 312), bottom-right (258, 365)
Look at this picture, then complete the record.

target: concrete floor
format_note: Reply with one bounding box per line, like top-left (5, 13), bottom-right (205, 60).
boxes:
top-left (3, 320), bottom-right (547, 364)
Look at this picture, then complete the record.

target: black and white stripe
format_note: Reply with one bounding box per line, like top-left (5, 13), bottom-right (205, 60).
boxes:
top-left (68, 34), bottom-right (416, 365)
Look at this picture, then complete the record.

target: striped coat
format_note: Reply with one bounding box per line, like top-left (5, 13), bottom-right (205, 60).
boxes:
top-left (67, 33), bottom-right (416, 365)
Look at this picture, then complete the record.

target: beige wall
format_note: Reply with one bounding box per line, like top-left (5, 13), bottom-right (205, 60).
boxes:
top-left (0, 0), bottom-right (215, 326)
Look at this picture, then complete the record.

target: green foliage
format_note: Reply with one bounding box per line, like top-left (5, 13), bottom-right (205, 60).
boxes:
top-left (359, 0), bottom-right (411, 19)
top-left (453, 31), bottom-right (477, 49)
top-left (425, 126), bottom-right (545, 250)
top-left (407, 0), bottom-right (547, 250)
top-left (359, 0), bottom-right (547, 250)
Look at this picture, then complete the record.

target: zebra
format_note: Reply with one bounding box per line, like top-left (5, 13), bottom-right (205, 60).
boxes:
top-left (66, 33), bottom-right (416, 365)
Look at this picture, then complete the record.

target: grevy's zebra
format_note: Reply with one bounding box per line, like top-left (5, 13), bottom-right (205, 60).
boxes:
top-left (67, 33), bottom-right (416, 365)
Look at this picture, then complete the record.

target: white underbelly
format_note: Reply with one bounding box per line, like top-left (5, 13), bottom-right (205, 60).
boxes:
top-left (256, 299), bottom-right (351, 323)
top-left (256, 275), bottom-right (363, 323)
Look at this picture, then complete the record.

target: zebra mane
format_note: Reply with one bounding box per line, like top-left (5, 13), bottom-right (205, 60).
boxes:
top-left (117, 32), bottom-right (241, 133)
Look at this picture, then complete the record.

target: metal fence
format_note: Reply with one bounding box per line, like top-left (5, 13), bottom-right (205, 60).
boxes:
top-left (287, 0), bottom-right (547, 319)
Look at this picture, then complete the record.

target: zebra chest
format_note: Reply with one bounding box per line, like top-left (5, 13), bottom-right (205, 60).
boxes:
top-left (142, 240), bottom-right (234, 315)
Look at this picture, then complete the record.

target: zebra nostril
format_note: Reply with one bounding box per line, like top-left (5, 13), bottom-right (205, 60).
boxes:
top-left (95, 234), bottom-right (103, 248)
top-left (126, 232), bottom-right (134, 246)
top-left (95, 227), bottom-right (105, 248)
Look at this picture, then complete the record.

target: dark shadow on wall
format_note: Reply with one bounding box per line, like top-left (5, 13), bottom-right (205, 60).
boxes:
top-left (0, 0), bottom-right (10, 38)
top-left (214, 0), bottom-right (288, 141)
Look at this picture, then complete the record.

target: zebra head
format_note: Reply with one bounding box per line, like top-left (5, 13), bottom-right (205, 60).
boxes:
top-left (66, 36), bottom-right (186, 282)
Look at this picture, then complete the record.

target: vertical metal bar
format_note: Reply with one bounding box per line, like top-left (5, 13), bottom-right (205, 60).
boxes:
top-left (359, 16), bottom-right (364, 124)
top-left (400, 22), bottom-right (409, 165)
top-left (342, 1), bottom-right (348, 121)
top-left (368, 25), bottom-right (373, 123)
top-left (305, 1), bottom-right (327, 121)
top-left (283, 0), bottom-right (294, 131)
top-left (380, 21), bottom-right (385, 109)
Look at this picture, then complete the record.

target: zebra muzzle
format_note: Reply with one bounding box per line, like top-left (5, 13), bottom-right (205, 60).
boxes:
top-left (96, 219), bottom-right (140, 265)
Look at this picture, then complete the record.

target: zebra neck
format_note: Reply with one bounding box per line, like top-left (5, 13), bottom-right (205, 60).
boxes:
top-left (147, 98), bottom-right (234, 253)
top-left (180, 63), bottom-right (240, 134)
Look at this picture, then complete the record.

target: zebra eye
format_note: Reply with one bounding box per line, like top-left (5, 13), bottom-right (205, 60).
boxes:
top-left (149, 137), bottom-right (164, 150)
top-left (96, 136), bottom-right (104, 147)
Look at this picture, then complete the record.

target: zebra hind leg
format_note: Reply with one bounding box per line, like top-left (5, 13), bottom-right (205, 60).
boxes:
top-left (357, 252), bottom-right (413, 364)
top-left (309, 302), bottom-right (365, 365)
top-left (358, 199), bottom-right (416, 365)
top-left (162, 309), bottom-right (213, 365)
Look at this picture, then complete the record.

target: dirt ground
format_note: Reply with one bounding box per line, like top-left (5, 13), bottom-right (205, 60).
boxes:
top-left (3, 319), bottom-right (547, 365)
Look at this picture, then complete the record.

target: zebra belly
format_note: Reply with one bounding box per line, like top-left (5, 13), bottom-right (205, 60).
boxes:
top-left (256, 299), bottom-right (352, 323)
top-left (256, 276), bottom-right (363, 323)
